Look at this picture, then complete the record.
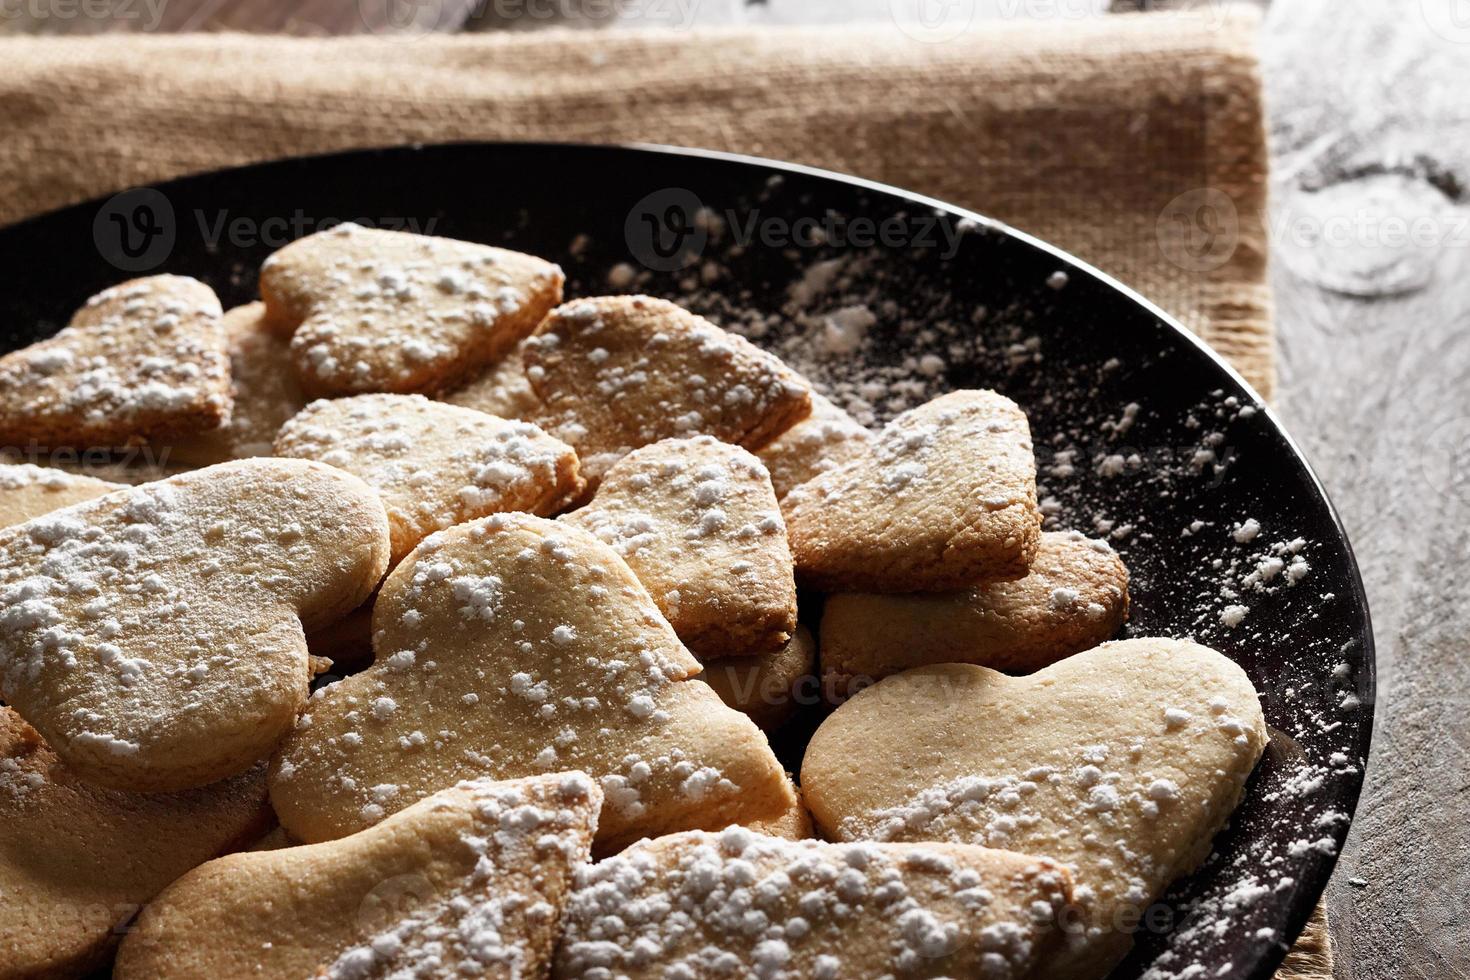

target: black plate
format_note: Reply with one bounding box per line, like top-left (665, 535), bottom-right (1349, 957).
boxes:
top-left (0, 143), bottom-right (1373, 979)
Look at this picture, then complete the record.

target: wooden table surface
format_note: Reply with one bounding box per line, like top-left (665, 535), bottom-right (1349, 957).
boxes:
top-left (3, 2), bottom-right (1462, 978)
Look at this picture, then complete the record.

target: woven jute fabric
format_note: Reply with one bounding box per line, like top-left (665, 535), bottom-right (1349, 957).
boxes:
top-left (0, 8), bottom-right (1273, 397)
top-left (0, 10), bottom-right (1323, 976)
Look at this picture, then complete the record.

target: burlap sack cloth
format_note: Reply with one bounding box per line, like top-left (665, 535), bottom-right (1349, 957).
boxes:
top-left (0, 8), bottom-right (1331, 977)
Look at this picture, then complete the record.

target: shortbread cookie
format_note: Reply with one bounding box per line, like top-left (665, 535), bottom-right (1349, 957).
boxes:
top-left (275, 394), bottom-right (584, 563)
top-left (801, 639), bottom-right (1268, 978)
top-left (0, 458), bottom-right (391, 792)
top-left (269, 513), bottom-right (797, 852)
top-left (757, 391), bottom-right (873, 500)
top-left (0, 275), bottom-right (230, 448)
top-left (700, 624), bottom-right (816, 731)
top-left (821, 530), bottom-right (1129, 691)
top-left (259, 224), bottom-right (563, 397)
top-left (743, 785), bottom-right (815, 840)
top-left (0, 708), bottom-right (269, 978)
top-left (441, 339), bottom-right (543, 420)
top-left (522, 296), bottom-right (812, 483)
top-left (563, 436), bottom-right (796, 657)
top-left (165, 302), bottom-right (307, 465)
top-left (115, 772), bottom-right (600, 980)
top-left (784, 389), bottom-right (1042, 592)
top-left (0, 463), bottom-right (122, 528)
top-left (555, 828), bottom-right (1073, 979)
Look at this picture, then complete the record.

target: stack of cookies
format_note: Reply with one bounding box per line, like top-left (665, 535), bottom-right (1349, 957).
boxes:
top-left (0, 224), bottom-right (1267, 979)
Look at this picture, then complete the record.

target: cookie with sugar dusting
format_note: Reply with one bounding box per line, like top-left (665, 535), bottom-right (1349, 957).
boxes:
top-left (562, 436), bottom-right (795, 658)
top-left (522, 296), bottom-right (812, 484)
top-left (0, 708), bottom-right (269, 979)
top-left (699, 623), bottom-right (816, 731)
top-left (259, 223), bottom-right (563, 397)
top-left (0, 458), bottom-right (391, 792)
top-left (269, 513), bottom-right (797, 853)
top-left (555, 827), bottom-right (1073, 980)
top-left (275, 394), bottom-right (583, 564)
top-left (757, 391), bottom-right (873, 502)
top-left (821, 530), bottom-right (1129, 694)
top-left (440, 339), bottom-right (544, 421)
top-left (0, 462), bottom-right (122, 528)
top-left (115, 772), bottom-right (600, 980)
top-left (164, 302), bottom-right (307, 465)
top-left (0, 275), bottom-right (230, 448)
top-left (784, 389), bottom-right (1042, 593)
top-left (801, 638), bottom-right (1267, 978)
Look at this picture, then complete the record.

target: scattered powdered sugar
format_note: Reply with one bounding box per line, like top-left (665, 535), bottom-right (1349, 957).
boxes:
top-left (556, 178), bottom-right (1365, 975)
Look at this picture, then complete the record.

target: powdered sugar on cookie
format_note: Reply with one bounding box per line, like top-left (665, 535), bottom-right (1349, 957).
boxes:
top-left (0, 276), bottom-right (230, 448)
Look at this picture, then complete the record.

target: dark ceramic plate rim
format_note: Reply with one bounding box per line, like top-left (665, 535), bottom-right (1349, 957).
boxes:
top-left (0, 141), bottom-right (1376, 978)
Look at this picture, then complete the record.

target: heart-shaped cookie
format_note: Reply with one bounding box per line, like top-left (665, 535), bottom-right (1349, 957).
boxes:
top-left (800, 638), bottom-right (1267, 978)
top-left (562, 436), bottom-right (796, 657)
top-left (699, 624), bottom-right (816, 731)
top-left (757, 391), bottom-right (873, 502)
top-left (268, 513), bottom-right (797, 852)
top-left (783, 389), bottom-right (1042, 592)
top-left (0, 708), bottom-right (269, 978)
top-left (0, 458), bottom-right (391, 791)
top-left (555, 827), bottom-right (1074, 980)
top-left (115, 772), bottom-right (600, 979)
top-left (165, 302), bottom-right (306, 466)
top-left (0, 275), bottom-right (231, 448)
top-left (275, 393), bottom-right (584, 564)
top-left (820, 530), bottom-right (1130, 694)
top-left (522, 296), bottom-right (812, 485)
top-left (259, 223), bottom-right (564, 397)
top-left (0, 463), bottom-right (122, 529)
